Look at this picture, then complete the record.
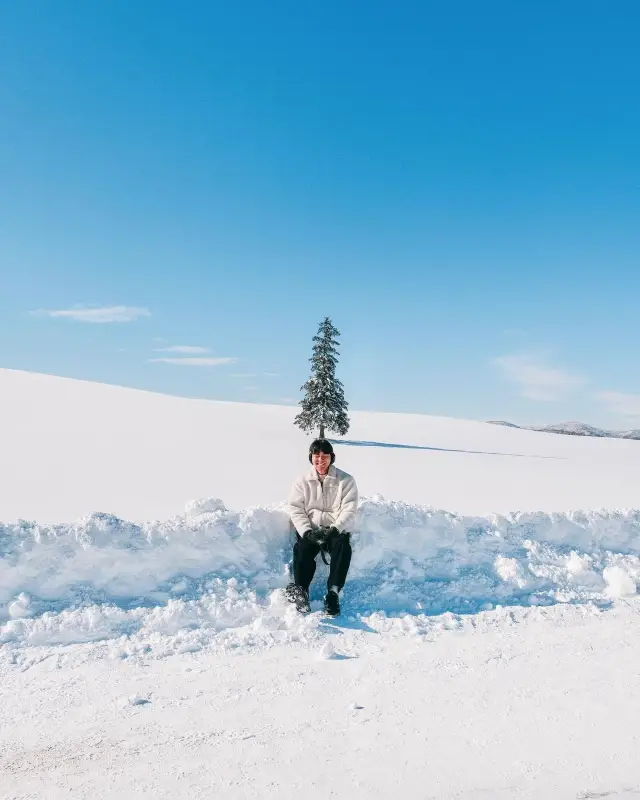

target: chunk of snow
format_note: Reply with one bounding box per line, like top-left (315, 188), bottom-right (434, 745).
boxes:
top-left (495, 556), bottom-right (529, 588)
top-left (319, 641), bottom-right (335, 660)
top-left (120, 694), bottom-right (151, 707)
top-left (603, 566), bottom-right (637, 598)
top-left (8, 593), bottom-right (31, 619)
top-left (184, 497), bottom-right (227, 517)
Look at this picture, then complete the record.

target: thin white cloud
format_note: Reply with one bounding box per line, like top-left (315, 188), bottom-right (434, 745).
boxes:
top-left (154, 345), bottom-right (209, 354)
top-left (33, 305), bottom-right (151, 323)
top-left (149, 357), bottom-right (237, 367)
top-left (243, 385), bottom-right (259, 391)
top-left (596, 391), bottom-right (640, 423)
top-left (493, 354), bottom-right (584, 402)
top-left (263, 372), bottom-right (280, 377)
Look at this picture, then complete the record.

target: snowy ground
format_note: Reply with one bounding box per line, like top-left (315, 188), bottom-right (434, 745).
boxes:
top-left (4, 601), bottom-right (640, 800)
top-left (2, 368), bottom-right (640, 798)
top-left (3, 367), bottom-right (640, 522)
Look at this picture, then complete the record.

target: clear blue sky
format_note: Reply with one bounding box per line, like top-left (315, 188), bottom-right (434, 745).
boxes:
top-left (1, 1), bottom-right (639, 428)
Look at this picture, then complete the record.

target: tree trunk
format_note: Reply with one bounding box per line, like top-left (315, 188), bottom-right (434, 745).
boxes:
top-left (319, 423), bottom-right (325, 439)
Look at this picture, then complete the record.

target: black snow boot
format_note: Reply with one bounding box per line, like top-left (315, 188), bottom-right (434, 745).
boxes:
top-left (284, 583), bottom-right (310, 613)
top-left (323, 590), bottom-right (340, 617)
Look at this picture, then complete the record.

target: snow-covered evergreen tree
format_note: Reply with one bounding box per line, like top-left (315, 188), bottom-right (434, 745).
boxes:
top-left (294, 317), bottom-right (350, 439)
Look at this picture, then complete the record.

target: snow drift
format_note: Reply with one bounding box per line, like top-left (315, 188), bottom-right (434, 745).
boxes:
top-left (2, 497), bottom-right (640, 662)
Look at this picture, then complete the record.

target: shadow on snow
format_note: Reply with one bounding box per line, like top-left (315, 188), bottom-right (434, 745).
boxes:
top-left (330, 438), bottom-right (564, 460)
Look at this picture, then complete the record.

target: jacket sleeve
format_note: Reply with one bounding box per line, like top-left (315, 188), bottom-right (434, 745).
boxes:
top-left (332, 475), bottom-right (359, 532)
top-left (288, 479), bottom-right (312, 535)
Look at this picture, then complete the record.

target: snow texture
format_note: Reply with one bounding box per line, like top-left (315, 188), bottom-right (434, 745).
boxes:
top-left (4, 370), bottom-right (640, 798)
top-left (2, 496), bottom-right (640, 664)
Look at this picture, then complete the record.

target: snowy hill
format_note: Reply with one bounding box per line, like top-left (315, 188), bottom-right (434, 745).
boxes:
top-left (3, 367), bottom-right (640, 523)
top-left (3, 367), bottom-right (640, 799)
top-left (489, 418), bottom-right (640, 440)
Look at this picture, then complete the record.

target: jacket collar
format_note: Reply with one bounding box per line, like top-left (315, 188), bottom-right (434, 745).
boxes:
top-left (308, 464), bottom-right (337, 482)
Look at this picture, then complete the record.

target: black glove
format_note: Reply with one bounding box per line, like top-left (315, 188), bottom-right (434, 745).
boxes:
top-left (325, 526), bottom-right (340, 542)
top-left (303, 528), bottom-right (327, 545)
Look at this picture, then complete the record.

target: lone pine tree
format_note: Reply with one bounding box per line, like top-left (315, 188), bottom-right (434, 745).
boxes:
top-left (294, 317), bottom-right (350, 439)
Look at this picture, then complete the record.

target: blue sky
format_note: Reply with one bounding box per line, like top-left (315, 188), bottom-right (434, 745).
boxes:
top-left (1, 1), bottom-right (639, 428)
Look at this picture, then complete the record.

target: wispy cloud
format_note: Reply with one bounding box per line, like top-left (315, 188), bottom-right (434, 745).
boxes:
top-left (493, 353), bottom-right (585, 401)
top-left (33, 305), bottom-right (151, 323)
top-left (243, 385), bottom-right (259, 391)
top-left (149, 357), bottom-right (237, 367)
top-left (596, 391), bottom-right (640, 423)
top-left (154, 345), bottom-right (209, 354)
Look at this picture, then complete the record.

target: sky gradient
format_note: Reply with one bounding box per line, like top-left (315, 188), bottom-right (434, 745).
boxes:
top-left (1, 1), bottom-right (639, 428)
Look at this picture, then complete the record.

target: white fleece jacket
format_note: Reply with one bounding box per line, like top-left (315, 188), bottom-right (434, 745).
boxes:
top-left (288, 465), bottom-right (359, 535)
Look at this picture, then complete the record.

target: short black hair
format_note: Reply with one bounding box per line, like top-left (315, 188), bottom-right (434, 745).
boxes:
top-left (309, 438), bottom-right (334, 456)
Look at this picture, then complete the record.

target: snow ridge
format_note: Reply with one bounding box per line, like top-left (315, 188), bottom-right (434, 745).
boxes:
top-left (2, 497), bottom-right (639, 661)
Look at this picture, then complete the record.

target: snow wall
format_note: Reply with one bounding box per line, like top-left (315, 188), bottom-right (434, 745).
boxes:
top-left (2, 496), bottom-right (640, 660)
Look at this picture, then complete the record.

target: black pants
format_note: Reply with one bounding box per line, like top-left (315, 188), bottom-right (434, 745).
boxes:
top-left (293, 533), bottom-right (352, 593)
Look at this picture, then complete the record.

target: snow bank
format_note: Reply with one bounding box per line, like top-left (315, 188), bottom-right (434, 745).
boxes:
top-left (2, 497), bottom-right (640, 661)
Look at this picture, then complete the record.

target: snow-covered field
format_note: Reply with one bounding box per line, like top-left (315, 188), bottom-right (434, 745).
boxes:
top-left (2, 367), bottom-right (640, 799)
top-left (4, 367), bottom-right (640, 523)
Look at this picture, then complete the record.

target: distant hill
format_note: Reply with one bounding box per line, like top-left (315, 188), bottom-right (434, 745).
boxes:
top-left (487, 420), bottom-right (640, 440)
